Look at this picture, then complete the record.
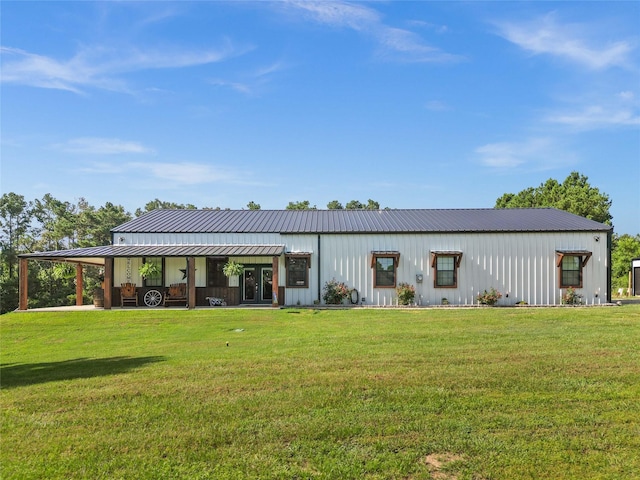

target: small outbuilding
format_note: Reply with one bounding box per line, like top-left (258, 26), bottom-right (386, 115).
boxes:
top-left (18, 207), bottom-right (612, 309)
top-left (632, 258), bottom-right (640, 296)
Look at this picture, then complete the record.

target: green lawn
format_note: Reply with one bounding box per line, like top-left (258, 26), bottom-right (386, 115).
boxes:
top-left (1, 307), bottom-right (639, 479)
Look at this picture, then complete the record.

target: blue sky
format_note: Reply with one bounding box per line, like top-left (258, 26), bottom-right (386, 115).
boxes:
top-left (1, 1), bottom-right (639, 234)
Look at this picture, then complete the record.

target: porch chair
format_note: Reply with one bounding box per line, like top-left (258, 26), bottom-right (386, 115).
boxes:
top-left (164, 283), bottom-right (188, 307)
top-left (120, 282), bottom-right (138, 307)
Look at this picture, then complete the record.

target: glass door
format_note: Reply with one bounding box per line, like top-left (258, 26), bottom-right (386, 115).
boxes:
top-left (242, 266), bottom-right (273, 304)
top-left (243, 268), bottom-right (257, 302)
top-left (261, 268), bottom-right (273, 303)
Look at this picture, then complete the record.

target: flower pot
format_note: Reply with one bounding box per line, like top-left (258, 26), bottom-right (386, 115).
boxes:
top-left (93, 288), bottom-right (104, 308)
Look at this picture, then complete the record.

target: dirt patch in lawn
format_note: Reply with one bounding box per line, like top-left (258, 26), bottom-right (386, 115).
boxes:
top-left (422, 453), bottom-right (464, 479)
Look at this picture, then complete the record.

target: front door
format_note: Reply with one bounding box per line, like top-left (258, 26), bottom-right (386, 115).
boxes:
top-left (261, 268), bottom-right (273, 303)
top-left (243, 266), bottom-right (273, 304)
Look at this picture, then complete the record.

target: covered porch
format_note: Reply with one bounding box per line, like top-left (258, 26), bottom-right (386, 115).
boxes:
top-left (18, 244), bottom-right (285, 311)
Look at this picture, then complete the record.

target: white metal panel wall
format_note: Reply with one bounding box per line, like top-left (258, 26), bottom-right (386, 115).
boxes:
top-left (313, 231), bottom-right (607, 306)
top-left (165, 257), bottom-right (187, 285)
top-left (114, 257), bottom-right (142, 286)
top-left (112, 230), bottom-right (608, 306)
top-left (277, 235), bottom-right (319, 306)
top-left (114, 257), bottom-right (207, 287)
top-left (114, 232), bottom-right (285, 245)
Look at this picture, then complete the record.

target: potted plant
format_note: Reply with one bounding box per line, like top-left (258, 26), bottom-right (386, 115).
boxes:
top-left (223, 260), bottom-right (244, 277)
top-left (476, 287), bottom-right (502, 306)
top-left (139, 262), bottom-right (160, 280)
top-left (222, 260), bottom-right (244, 288)
top-left (396, 282), bottom-right (416, 305)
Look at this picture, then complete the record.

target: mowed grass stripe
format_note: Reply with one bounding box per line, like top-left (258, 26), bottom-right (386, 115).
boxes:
top-left (1, 307), bottom-right (639, 479)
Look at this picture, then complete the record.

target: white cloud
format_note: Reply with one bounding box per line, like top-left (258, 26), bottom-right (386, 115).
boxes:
top-left (0, 42), bottom-right (240, 94)
top-left (494, 12), bottom-right (634, 70)
top-left (55, 137), bottom-right (154, 155)
top-left (425, 100), bottom-right (451, 112)
top-left (280, 1), bottom-right (462, 63)
top-left (80, 160), bottom-right (238, 187)
top-left (210, 60), bottom-right (288, 96)
top-left (546, 106), bottom-right (640, 129)
top-left (210, 79), bottom-right (253, 95)
top-left (284, 0), bottom-right (379, 31)
top-left (476, 142), bottom-right (526, 168)
top-left (475, 137), bottom-right (576, 170)
top-left (544, 90), bottom-right (640, 130)
top-left (139, 162), bottom-right (232, 185)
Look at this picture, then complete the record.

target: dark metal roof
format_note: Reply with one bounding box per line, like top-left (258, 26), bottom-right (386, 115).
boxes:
top-left (113, 208), bottom-right (612, 234)
top-left (19, 244), bottom-right (285, 261)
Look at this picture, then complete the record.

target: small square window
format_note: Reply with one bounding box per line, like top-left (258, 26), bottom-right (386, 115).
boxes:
top-left (431, 252), bottom-right (462, 288)
top-left (286, 254), bottom-right (310, 288)
top-left (561, 256), bottom-right (581, 287)
top-left (207, 258), bottom-right (227, 288)
top-left (371, 252), bottom-right (399, 288)
top-left (556, 251), bottom-right (591, 289)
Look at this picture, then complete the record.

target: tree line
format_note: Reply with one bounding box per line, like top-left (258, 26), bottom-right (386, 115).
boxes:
top-left (1, 172), bottom-right (638, 313)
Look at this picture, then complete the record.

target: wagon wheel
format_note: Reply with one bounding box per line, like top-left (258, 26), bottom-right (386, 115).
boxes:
top-left (144, 289), bottom-right (163, 307)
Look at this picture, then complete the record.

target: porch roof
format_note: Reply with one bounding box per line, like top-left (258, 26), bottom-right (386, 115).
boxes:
top-left (19, 244), bottom-right (286, 265)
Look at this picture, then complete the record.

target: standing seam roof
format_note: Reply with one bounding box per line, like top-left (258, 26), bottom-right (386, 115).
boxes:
top-left (112, 208), bottom-right (612, 234)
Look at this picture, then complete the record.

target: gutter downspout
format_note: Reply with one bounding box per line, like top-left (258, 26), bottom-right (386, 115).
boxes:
top-left (607, 230), bottom-right (612, 304)
top-left (317, 234), bottom-right (321, 303)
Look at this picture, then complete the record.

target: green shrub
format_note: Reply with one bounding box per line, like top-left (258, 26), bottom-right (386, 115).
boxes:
top-left (396, 282), bottom-right (416, 305)
top-left (322, 279), bottom-right (350, 304)
top-left (562, 287), bottom-right (583, 305)
top-left (477, 287), bottom-right (502, 306)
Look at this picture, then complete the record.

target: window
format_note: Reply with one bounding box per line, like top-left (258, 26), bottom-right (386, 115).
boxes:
top-left (431, 251), bottom-right (463, 288)
top-left (371, 252), bottom-right (400, 288)
top-left (556, 250), bottom-right (592, 288)
top-left (207, 257), bottom-right (227, 287)
top-left (286, 254), bottom-right (310, 288)
top-left (143, 257), bottom-right (163, 287)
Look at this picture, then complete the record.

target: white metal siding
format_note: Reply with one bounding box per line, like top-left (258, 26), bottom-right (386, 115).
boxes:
top-left (309, 231), bottom-right (607, 306)
top-left (112, 230), bottom-right (608, 306)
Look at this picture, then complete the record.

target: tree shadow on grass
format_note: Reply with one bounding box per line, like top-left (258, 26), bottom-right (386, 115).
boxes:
top-left (0, 356), bottom-right (166, 389)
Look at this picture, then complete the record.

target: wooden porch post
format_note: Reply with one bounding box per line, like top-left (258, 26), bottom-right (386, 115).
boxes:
top-left (76, 263), bottom-right (84, 306)
top-left (19, 257), bottom-right (28, 310)
top-left (272, 256), bottom-right (279, 307)
top-left (104, 257), bottom-right (113, 310)
top-left (187, 256), bottom-right (196, 309)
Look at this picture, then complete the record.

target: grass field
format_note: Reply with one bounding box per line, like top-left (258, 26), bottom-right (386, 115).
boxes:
top-left (1, 306), bottom-right (639, 479)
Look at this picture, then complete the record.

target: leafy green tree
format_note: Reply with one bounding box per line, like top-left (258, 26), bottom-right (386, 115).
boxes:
top-left (0, 193), bottom-right (34, 313)
top-left (611, 234), bottom-right (640, 290)
top-left (77, 201), bottom-right (131, 247)
top-left (0, 193), bottom-right (33, 278)
top-left (246, 201), bottom-right (261, 210)
top-left (286, 200), bottom-right (317, 210)
top-left (365, 199), bottom-right (380, 210)
top-left (32, 194), bottom-right (78, 251)
top-left (29, 194), bottom-right (85, 308)
top-left (327, 200), bottom-right (344, 209)
top-left (346, 199), bottom-right (380, 210)
top-left (345, 200), bottom-right (364, 210)
top-left (135, 199), bottom-right (197, 217)
top-left (495, 171), bottom-right (612, 225)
